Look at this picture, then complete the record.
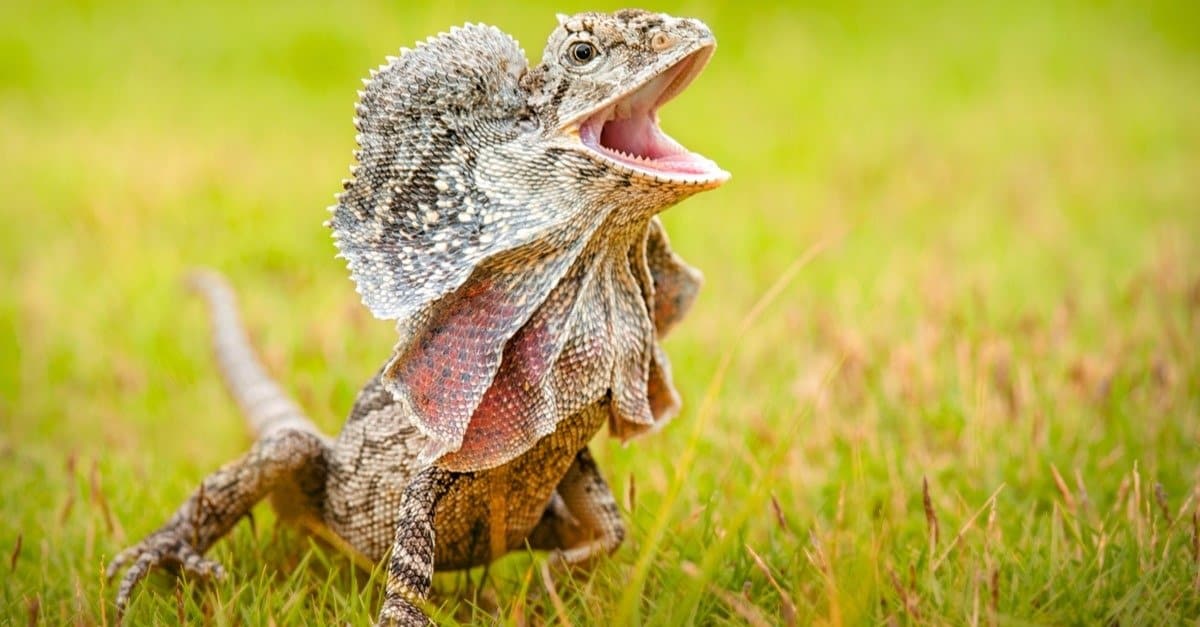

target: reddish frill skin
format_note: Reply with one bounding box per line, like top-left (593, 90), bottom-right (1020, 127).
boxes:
top-left (107, 10), bottom-right (726, 625)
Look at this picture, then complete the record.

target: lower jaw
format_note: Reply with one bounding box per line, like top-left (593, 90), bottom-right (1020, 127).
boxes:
top-left (586, 147), bottom-right (728, 182)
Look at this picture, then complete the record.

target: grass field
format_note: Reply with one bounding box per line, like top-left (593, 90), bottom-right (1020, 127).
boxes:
top-left (3, 0), bottom-right (1199, 624)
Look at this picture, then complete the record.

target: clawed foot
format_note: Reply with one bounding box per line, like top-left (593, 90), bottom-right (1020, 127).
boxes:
top-left (545, 549), bottom-right (576, 576)
top-left (539, 548), bottom-right (590, 595)
top-left (545, 538), bottom-right (614, 575)
top-left (106, 530), bottom-right (225, 618)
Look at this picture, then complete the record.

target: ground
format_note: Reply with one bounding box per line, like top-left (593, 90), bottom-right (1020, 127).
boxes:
top-left (2, 0), bottom-right (1198, 624)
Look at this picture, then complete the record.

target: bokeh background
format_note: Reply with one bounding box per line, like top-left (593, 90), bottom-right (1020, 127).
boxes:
top-left (2, 0), bottom-right (1198, 623)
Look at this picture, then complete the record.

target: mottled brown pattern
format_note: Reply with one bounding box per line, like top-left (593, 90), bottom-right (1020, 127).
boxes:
top-left (109, 10), bottom-right (724, 625)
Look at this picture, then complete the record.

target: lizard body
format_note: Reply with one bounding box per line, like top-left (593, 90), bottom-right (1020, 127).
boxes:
top-left (108, 10), bottom-right (727, 624)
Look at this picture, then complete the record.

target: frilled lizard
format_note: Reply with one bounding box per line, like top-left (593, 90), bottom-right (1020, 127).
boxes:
top-left (107, 9), bottom-right (728, 624)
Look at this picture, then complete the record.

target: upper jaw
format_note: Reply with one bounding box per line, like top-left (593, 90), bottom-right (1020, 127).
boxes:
top-left (563, 42), bottom-right (730, 187)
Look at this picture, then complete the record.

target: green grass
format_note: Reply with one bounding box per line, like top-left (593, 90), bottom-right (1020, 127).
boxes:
top-left (3, 0), bottom-right (1199, 624)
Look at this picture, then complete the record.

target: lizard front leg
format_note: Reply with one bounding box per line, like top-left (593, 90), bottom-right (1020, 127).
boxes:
top-left (378, 466), bottom-right (457, 626)
top-left (107, 428), bottom-right (327, 617)
top-left (528, 448), bottom-right (626, 569)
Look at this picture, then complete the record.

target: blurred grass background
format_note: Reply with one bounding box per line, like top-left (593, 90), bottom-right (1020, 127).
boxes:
top-left (2, 0), bottom-right (1198, 624)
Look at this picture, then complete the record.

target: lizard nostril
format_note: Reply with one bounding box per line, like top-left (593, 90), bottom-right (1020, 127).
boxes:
top-left (650, 32), bottom-right (674, 51)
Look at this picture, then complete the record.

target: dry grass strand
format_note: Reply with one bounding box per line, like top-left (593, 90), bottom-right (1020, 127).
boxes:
top-left (923, 477), bottom-right (940, 553)
top-left (745, 544), bottom-right (797, 627)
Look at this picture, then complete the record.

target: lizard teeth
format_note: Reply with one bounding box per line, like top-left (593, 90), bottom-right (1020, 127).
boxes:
top-left (603, 145), bottom-right (650, 163)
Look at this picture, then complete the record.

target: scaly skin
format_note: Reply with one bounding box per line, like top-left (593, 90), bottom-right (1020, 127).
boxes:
top-left (108, 10), bottom-right (726, 624)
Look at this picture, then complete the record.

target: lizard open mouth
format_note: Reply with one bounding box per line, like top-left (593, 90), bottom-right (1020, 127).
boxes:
top-left (577, 46), bottom-right (729, 185)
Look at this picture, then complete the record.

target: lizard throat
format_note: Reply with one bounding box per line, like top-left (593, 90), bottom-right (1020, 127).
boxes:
top-left (578, 46), bottom-right (728, 185)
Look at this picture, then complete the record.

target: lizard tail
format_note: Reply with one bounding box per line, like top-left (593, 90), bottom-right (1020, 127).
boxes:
top-left (186, 269), bottom-right (320, 437)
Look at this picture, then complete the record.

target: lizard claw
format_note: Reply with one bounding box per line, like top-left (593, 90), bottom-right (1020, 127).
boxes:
top-left (107, 530), bottom-right (225, 617)
top-left (544, 549), bottom-right (576, 578)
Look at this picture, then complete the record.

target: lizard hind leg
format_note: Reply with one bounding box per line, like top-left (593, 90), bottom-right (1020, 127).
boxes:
top-left (528, 448), bottom-right (626, 570)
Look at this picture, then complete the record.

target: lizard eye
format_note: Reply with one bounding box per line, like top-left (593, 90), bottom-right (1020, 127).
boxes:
top-left (568, 41), bottom-right (597, 65)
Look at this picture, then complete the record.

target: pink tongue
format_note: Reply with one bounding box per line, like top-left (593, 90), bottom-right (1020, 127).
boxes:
top-left (653, 152), bottom-right (718, 174)
top-left (600, 117), bottom-right (660, 158)
top-left (598, 114), bottom-right (723, 176)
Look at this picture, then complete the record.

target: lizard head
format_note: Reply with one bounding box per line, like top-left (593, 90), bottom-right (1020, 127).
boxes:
top-left (528, 10), bottom-right (729, 193)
